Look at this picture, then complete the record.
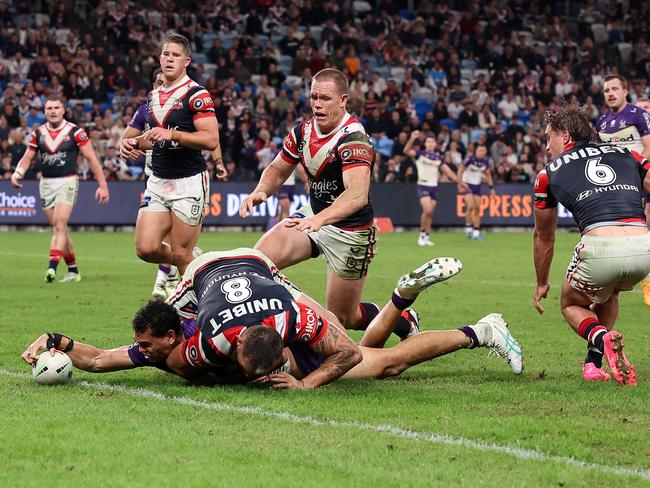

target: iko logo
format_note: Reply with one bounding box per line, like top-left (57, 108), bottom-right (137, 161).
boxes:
top-left (576, 190), bottom-right (593, 201)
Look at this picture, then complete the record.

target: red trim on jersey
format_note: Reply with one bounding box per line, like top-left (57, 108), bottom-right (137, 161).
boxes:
top-left (338, 220), bottom-right (374, 231)
top-left (341, 162), bottom-right (370, 171)
top-left (563, 142), bottom-right (576, 151)
top-left (617, 217), bottom-right (646, 224)
top-left (280, 151), bottom-right (298, 165)
top-left (191, 112), bottom-right (216, 121)
top-left (191, 255), bottom-right (269, 280)
top-left (158, 78), bottom-right (193, 105)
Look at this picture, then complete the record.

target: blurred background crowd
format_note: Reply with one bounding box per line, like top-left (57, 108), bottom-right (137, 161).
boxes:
top-left (0, 0), bottom-right (648, 185)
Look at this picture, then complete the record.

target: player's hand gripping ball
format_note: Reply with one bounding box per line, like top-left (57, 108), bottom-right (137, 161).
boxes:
top-left (32, 351), bottom-right (73, 385)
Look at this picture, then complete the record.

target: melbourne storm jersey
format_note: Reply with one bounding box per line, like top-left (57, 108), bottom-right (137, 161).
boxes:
top-left (596, 104), bottom-right (650, 154)
top-left (415, 150), bottom-right (444, 186)
top-left (168, 254), bottom-right (329, 367)
top-left (127, 318), bottom-right (197, 371)
top-left (534, 142), bottom-right (650, 233)
top-left (462, 155), bottom-right (490, 185)
top-left (28, 121), bottom-right (88, 178)
top-left (129, 103), bottom-right (153, 171)
top-left (146, 75), bottom-right (215, 179)
top-left (280, 112), bottom-right (374, 229)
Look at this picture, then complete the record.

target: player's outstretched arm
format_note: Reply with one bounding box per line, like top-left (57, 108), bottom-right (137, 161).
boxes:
top-left (21, 333), bottom-right (136, 372)
top-left (80, 143), bottom-right (110, 204)
top-left (239, 154), bottom-right (296, 218)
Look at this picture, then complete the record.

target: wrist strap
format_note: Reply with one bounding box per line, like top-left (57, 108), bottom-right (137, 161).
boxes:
top-left (46, 333), bottom-right (74, 352)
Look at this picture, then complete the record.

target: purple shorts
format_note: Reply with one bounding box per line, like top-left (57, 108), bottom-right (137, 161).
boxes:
top-left (289, 342), bottom-right (323, 375)
top-left (417, 185), bottom-right (438, 200)
top-left (642, 191), bottom-right (650, 204)
top-left (467, 183), bottom-right (482, 196)
top-left (278, 184), bottom-right (294, 200)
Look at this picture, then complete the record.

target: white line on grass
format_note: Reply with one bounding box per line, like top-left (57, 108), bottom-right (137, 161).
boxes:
top-left (1, 369), bottom-right (648, 481)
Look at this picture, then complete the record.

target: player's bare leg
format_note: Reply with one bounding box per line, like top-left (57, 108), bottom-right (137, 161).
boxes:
top-left (44, 203), bottom-right (74, 282)
top-left (135, 210), bottom-right (174, 265)
top-left (277, 197), bottom-right (291, 221)
top-left (325, 269), bottom-right (366, 329)
top-left (560, 280), bottom-right (634, 384)
top-left (418, 196), bottom-right (435, 246)
top-left (463, 192), bottom-right (474, 237)
top-left (254, 222), bottom-right (313, 269)
top-left (168, 213), bottom-right (202, 275)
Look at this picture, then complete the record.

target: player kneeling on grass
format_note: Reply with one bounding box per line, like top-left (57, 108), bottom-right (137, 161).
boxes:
top-left (22, 252), bottom-right (523, 387)
top-left (533, 105), bottom-right (650, 386)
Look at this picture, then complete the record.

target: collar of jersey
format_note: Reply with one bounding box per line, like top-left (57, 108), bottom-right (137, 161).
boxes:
top-left (159, 75), bottom-right (191, 93)
top-left (45, 120), bottom-right (69, 132)
top-left (313, 111), bottom-right (350, 138)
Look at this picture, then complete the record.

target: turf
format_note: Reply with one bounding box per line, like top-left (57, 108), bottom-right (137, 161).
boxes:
top-left (1, 230), bottom-right (649, 487)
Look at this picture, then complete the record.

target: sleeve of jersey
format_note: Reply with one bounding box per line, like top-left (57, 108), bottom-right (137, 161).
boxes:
top-left (126, 344), bottom-right (151, 367)
top-left (181, 331), bottom-right (210, 367)
top-left (73, 128), bottom-right (90, 148)
top-left (293, 302), bottom-right (329, 346)
top-left (280, 124), bottom-right (300, 165)
top-left (630, 150), bottom-right (650, 180)
top-left (534, 169), bottom-right (557, 209)
top-left (338, 132), bottom-right (374, 171)
top-left (189, 89), bottom-right (216, 121)
top-left (635, 110), bottom-right (650, 137)
top-left (128, 104), bottom-right (147, 130)
top-left (28, 131), bottom-right (38, 150)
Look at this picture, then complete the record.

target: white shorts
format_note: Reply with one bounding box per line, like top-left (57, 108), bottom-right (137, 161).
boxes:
top-left (39, 176), bottom-right (79, 210)
top-left (567, 233), bottom-right (650, 303)
top-left (294, 205), bottom-right (376, 280)
top-left (140, 172), bottom-right (209, 226)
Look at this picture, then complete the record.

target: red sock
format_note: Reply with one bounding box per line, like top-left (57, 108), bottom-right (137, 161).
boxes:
top-left (48, 249), bottom-right (63, 271)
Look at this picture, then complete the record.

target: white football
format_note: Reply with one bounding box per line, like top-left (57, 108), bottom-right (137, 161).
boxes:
top-left (32, 351), bottom-right (73, 385)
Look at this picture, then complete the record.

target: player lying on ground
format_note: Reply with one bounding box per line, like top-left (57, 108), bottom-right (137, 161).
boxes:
top-left (21, 252), bottom-right (523, 387)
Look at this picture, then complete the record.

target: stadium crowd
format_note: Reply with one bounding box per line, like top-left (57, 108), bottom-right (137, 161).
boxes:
top-left (0, 0), bottom-right (648, 184)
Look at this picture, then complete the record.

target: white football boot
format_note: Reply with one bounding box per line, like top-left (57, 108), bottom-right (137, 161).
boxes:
top-left (470, 313), bottom-right (523, 374)
top-left (396, 257), bottom-right (463, 300)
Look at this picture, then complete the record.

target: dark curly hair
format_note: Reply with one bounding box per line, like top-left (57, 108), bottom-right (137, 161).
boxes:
top-left (543, 105), bottom-right (596, 143)
top-left (132, 300), bottom-right (182, 337)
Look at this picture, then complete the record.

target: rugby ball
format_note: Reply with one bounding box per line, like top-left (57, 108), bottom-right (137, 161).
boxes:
top-left (32, 351), bottom-right (73, 385)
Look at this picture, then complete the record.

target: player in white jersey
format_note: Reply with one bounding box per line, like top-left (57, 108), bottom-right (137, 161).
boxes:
top-left (597, 75), bottom-right (650, 306)
top-left (404, 130), bottom-right (467, 246)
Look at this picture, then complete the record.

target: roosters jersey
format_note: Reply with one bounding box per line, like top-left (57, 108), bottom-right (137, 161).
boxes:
top-left (168, 254), bottom-right (329, 368)
top-left (28, 121), bottom-right (88, 178)
top-left (146, 75), bottom-right (216, 179)
top-left (415, 150), bottom-right (444, 186)
top-left (534, 142), bottom-right (649, 233)
top-left (596, 104), bottom-right (650, 154)
top-left (462, 155), bottom-right (490, 185)
top-left (280, 112), bottom-right (374, 229)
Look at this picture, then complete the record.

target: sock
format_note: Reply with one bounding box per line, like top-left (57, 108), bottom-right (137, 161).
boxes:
top-left (48, 249), bottom-right (63, 271)
top-left (586, 346), bottom-right (604, 368)
top-left (168, 265), bottom-right (178, 277)
top-left (394, 310), bottom-right (415, 339)
top-left (155, 264), bottom-right (170, 286)
top-left (465, 225), bottom-right (472, 234)
top-left (578, 317), bottom-right (607, 365)
top-left (459, 325), bottom-right (479, 348)
top-left (159, 264), bottom-right (171, 274)
top-left (472, 227), bottom-right (480, 238)
top-left (391, 291), bottom-right (415, 310)
top-left (64, 253), bottom-right (78, 274)
top-left (357, 302), bottom-right (380, 331)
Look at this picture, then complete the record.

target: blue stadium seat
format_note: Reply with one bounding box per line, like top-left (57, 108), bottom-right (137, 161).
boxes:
top-left (438, 118), bottom-right (458, 130)
top-left (470, 129), bottom-right (486, 143)
top-left (375, 136), bottom-right (394, 158)
top-left (516, 110), bottom-right (530, 124)
top-left (99, 102), bottom-right (111, 112)
top-left (399, 9), bottom-right (415, 20)
top-left (193, 52), bottom-right (208, 64)
top-left (414, 100), bottom-right (433, 119)
top-left (374, 66), bottom-right (390, 79)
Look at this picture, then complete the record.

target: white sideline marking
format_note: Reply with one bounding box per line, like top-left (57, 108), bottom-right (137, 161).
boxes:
top-left (1, 369), bottom-right (648, 481)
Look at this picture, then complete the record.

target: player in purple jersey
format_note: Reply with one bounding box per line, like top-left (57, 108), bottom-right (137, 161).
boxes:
top-left (119, 34), bottom-right (219, 276)
top-left (240, 69), bottom-right (419, 342)
top-left (11, 95), bottom-right (109, 283)
top-left (404, 130), bottom-right (467, 246)
top-left (457, 145), bottom-right (495, 240)
top-left (533, 106), bottom-right (650, 386)
top-left (597, 76), bottom-right (650, 307)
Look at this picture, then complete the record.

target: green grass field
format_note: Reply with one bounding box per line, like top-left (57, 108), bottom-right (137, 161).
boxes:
top-left (1, 230), bottom-right (648, 487)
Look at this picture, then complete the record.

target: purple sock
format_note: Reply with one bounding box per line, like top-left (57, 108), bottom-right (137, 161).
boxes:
top-left (459, 326), bottom-right (479, 349)
top-left (391, 292), bottom-right (415, 310)
top-left (159, 264), bottom-right (171, 274)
